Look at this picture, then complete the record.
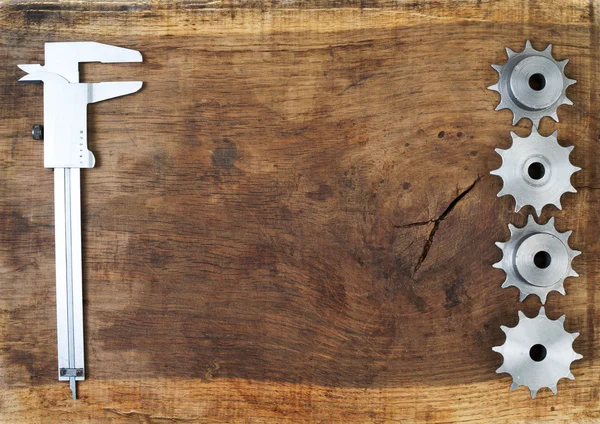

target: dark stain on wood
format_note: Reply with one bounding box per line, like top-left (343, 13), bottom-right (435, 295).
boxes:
top-left (306, 183), bottom-right (333, 201)
top-left (444, 279), bottom-right (467, 309)
top-left (211, 139), bottom-right (238, 170)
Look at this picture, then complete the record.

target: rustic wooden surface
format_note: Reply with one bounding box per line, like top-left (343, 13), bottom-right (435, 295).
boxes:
top-left (0, 0), bottom-right (599, 422)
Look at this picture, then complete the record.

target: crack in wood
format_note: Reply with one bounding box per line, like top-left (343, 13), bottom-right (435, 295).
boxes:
top-left (394, 219), bottom-right (433, 228)
top-left (412, 176), bottom-right (481, 275)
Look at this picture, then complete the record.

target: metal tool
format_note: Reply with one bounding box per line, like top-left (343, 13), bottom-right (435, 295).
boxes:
top-left (493, 215), bottom-right (579, 303)
top-left (18, 42), bottom-right (143, 399)
top-left (489, 40), bottom-right (575, 126)
top-left (490, 126), bottom-right (580, 215)
top-left (493, 307), bottom-right (582, 399)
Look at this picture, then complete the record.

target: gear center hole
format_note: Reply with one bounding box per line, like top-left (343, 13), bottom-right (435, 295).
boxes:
top-left (528, 162), bottom-right (546, 180)
top-left (529, 73), bottom-right (546, 91)
top-left (529, 344), bottom-right (547, 362)
top-left (533, 251), bottom-right (551, 269)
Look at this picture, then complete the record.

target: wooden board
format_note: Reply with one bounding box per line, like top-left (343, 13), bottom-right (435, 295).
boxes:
top-left (0, 0), bottom-right (599, 422)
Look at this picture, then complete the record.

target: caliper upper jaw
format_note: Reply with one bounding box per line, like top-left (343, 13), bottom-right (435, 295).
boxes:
top-left (18, 41), bottom-right (142, 83)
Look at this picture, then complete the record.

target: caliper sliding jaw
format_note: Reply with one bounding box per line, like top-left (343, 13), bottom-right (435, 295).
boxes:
top-left (18, 42), bottom-right (143, 399)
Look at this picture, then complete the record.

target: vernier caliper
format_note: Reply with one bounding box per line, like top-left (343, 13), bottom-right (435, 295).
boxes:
top-left (18, 42), bottom-right (143, 399)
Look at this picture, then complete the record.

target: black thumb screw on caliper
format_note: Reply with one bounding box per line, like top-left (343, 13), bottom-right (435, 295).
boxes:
top-left (32, 124), bottom-right (43, 140)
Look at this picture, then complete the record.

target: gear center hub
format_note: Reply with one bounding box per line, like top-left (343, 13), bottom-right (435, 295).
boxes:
top-left (515, 233), bottom-right (569, 287)
top-left (521, 155), bottom-right (552, 187)
top-left (509, 56), bottom-right (564, 110)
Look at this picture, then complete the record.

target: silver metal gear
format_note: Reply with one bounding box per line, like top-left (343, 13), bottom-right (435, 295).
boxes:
top-left (489, 40), bottom-right (576, 126)
top-left (492, 307), bottom-right (582, 399)
top-left (490, 126), bottom-right (580, 215)
top-left (493, 215), bottom-right (579, 303)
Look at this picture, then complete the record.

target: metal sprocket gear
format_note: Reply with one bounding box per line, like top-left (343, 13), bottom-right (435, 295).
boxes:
top-left (489, 40), bottom-right (576, 126)
top-left (490, 126), bottom-right (580, 215)
top-left (492, 307), bottom-right (582, 399)
top-left (493, 215), bottom-right (579, 303)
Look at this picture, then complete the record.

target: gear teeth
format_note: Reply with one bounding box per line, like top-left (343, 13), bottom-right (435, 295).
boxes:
top-left (490, 129), bottom-right (581, 214)
top-left (511, 113), bottom-right (521, 126)
top-left (514, 202), bottom-right (523, 213)
top-left (574, 353), bottom-right (583, 360)
top-left (494, 215), bottom-right (580, 302)
top-left (491, 41), bottom-right (575, 125)
top-left (489, 43), bottom-right (582, 398)
top-left (494, 309), bottom-right (581, 397)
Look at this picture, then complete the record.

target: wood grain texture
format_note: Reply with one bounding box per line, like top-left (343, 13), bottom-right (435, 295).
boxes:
top-left (0, 0), bottom-right (599, 422)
